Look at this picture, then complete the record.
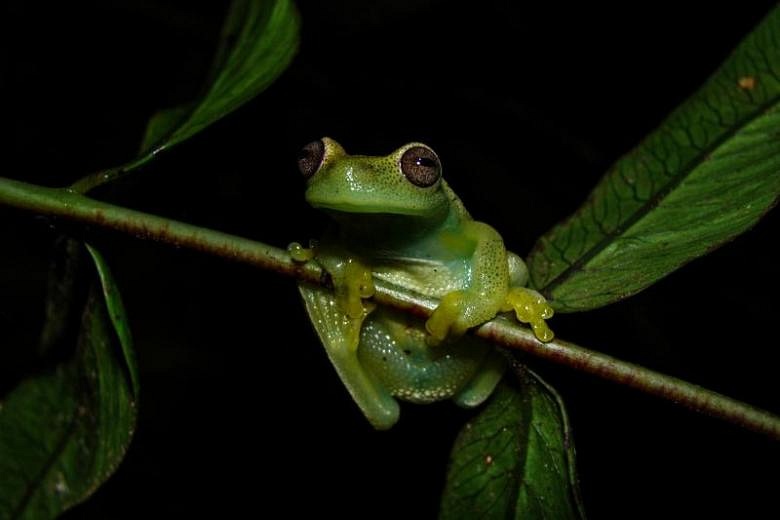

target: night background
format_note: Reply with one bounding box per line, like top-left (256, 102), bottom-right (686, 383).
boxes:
top-left (2, 1), bottom-right (779, 517)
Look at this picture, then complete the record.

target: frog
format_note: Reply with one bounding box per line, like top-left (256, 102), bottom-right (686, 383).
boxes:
top-left (291, 137), bottom-right (553, 430)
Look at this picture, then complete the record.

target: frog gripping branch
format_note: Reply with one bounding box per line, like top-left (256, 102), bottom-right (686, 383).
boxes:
top-left (2, 3), bottom-right (780, 517)
top-left (293, 137), bottom-right (554, 429)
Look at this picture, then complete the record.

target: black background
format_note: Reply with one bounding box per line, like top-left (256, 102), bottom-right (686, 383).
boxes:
top-left (2, 1), bottom-right (779, 518)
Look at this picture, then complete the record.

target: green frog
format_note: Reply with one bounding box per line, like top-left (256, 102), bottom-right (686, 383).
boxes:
top-left (291, 138), bottom-right (553, 429)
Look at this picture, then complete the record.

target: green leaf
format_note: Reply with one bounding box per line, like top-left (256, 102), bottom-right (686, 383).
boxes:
top-left (439, 371), bottom-right (585, 520)
top-left (71, 0), bottom-right (299, 193)
top-left (527, 7), bottom-right (780, 311)
top-left (138, 105), bottom-right (192, 154)
top-left (0, 244), bottom-right (138, 519)
top-left (139, 0), bottom-right (299, 154)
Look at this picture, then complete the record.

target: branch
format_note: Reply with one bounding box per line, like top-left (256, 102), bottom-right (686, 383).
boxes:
top-left (1, 175), bottom-right (778, 440)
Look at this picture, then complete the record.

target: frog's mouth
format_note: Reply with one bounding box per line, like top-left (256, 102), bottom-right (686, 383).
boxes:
top-left (304, 174), bottom-right (450, 220)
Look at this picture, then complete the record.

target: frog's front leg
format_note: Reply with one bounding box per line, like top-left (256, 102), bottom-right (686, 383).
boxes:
top-left (425, 221), bottom-right (510, 342)
top-left (335, 257), bottom-right (376, 321)
top-left (501, 286), bottom-right (555, 342)
top-left (425, 224), bottom-right (555, 343)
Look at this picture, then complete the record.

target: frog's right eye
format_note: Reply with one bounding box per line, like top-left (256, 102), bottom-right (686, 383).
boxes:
top-left (297, 139), bottom-right (325, 179)
top-left (400, 145), bottom-right (441, 187)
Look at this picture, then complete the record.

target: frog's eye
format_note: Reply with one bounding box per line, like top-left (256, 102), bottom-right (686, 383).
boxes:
top-left (400, 146), bottom-right (441, 187)
top-left (298, 139), bottom-right (325, 179)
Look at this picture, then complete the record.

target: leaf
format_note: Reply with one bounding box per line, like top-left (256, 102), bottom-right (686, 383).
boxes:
top-left (0, 244), bottom-right (138, 519)
top-left (38, 238), bottom-right (85, 357)
top-left (439, 370), bottom-right (585, 520)
top-left (139, 0), bottom-right (300, 154)
top-left (527, 7), bottom-right (780, 311)
top-left (138, 105), bottom-right (192, 154)
top-left (70, 0), bottom-right (299, 193)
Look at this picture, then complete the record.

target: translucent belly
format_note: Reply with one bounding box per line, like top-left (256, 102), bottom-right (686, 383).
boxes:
top-left (357, 307), bottom-right (491, 404)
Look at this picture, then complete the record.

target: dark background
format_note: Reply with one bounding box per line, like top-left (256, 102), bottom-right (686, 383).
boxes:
top-left (2, 1), bottom-right (779, 518)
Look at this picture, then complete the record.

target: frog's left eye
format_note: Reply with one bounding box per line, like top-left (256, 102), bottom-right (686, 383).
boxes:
top-left (400, 146), bottom-right (441, 187)
top-left (298, 139), bottom-right (325, 179)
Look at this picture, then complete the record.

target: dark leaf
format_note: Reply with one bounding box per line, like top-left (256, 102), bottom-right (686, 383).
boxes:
top-left (38, 238), bottom-right (85, 358)
top-left (527, 7), bottom-right (780, 311)
top-left (0, 245), bottom-right (138, 519)
top-left (138, 105), bottom-right (192, 155)
top-left (440, 370), bottom-right (585, 519)
top-left (139, 0), bottom-right (300, 154)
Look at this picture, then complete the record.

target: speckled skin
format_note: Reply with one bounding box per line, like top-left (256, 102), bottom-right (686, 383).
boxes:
top-left (297, 138), bottom-right (550, 430)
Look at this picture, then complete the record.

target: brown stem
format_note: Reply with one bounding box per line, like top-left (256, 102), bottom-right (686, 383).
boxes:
top-left (1, 175), bottom-right (778, 440)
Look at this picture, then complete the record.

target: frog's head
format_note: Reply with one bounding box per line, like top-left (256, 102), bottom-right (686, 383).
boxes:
top-left (298, 137), bottom-right (450, 220)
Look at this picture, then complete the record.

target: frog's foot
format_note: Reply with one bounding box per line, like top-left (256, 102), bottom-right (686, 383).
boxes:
top-left (501, 287), bottom-right (555, 342)
top-left (425, 291), bottom-right (476, 344)
top-left (287, 241), bottom-right (315, 262)
top-left (335, 257), bottom-right (376, 320)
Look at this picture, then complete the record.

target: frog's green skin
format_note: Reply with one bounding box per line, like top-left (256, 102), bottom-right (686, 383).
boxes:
top-left (295, 138), bottom-right (552, 430)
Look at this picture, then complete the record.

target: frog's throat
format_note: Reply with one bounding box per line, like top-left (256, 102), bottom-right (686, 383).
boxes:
top-left (308, 199), bottom-right (445, 219)
top-left (325, 209), bottom-right (452, 250)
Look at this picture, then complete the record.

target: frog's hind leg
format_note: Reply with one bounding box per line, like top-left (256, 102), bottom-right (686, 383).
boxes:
top-left (507, 251), bottom-right (529, 288)
top-left (452, 347), bottom-right (506, 408)
top-left (298, 283), bottom-right (399, 430)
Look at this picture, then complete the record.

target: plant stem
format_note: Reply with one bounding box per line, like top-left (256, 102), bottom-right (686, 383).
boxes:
top-left (69, 155), bottom-right (154, 194)
top-left (1, 175), bottom-right (778, 440)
